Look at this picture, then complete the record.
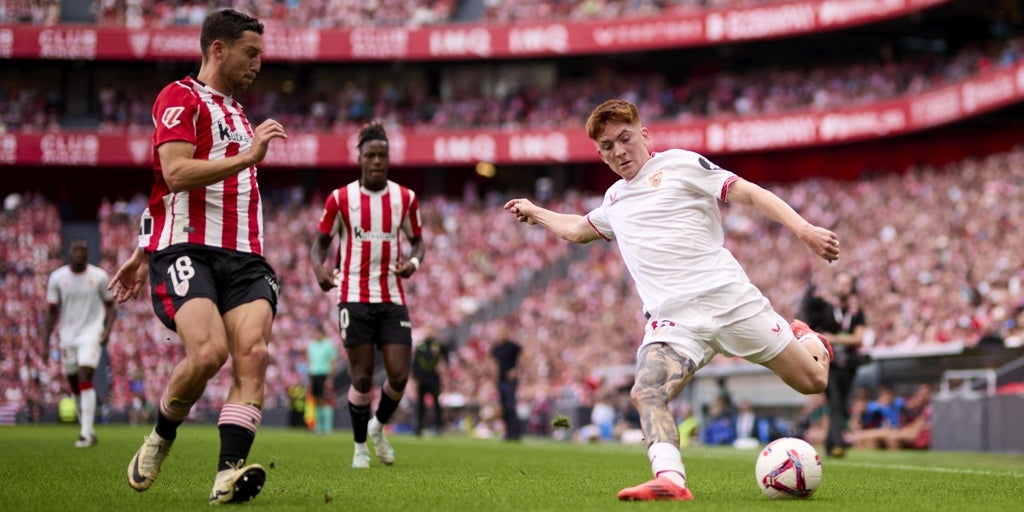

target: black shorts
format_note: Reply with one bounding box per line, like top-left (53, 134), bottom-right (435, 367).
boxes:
top-left (310, 374), bottom-right (329, 399)
top-left (149, 244), bottom-right (279, 331)
top-left (337, 302), bottom-right (412, 348)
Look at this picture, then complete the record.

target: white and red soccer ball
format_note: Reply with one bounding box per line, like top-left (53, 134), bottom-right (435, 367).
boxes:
top-left (754, 437), bottom-right (822, 499)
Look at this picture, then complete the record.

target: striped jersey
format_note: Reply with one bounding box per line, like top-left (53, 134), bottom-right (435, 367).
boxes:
top-left (139, 76), bottom-right (264, 254)
top-left (317, 180), bottom-right (422, 305)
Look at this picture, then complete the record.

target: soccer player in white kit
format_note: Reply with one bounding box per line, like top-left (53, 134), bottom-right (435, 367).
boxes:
top-left (505, 99), bottom-right (838, 501)
top-left (42, 239), bottom-right (115, 448)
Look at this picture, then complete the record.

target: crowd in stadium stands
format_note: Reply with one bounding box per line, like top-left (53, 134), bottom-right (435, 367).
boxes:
top-left (794, 383), bottom-right (934, 450)
top-left (479, 0), bottom-right (790, 24)
top-left (0, 85), bottom-right (62, 133)
top-left (0, 0), bottom-right (793, 27)
top-left (6, 145), bottom-right (1022, 429)
top-left (0, 192), bottom-right (63, 422)
top-left (390, 147), bottom-right (1024, 437)
top-left (241, 36), bottom-right (1020, 131)
top-left (82, 188), bottom-right (570, 416)
top-left (2, 34), bottom-right (1020, 134)
top-left (0, 0), bottom-right (60, 24)
top-left (89, 0), bottom-right (456, 28)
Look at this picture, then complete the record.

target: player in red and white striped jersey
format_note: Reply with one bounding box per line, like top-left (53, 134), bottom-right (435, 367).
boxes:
top-left (311, 121), bottom-right (425, 469)
top-left (108, 9), bottom-right (285, 505)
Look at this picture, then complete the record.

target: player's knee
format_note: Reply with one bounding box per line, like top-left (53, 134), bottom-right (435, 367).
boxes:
top-left (190, 347), bottom-right (229, 379)
top-left (238, 341), bottom-right (270, 369)
top-left (630, 384), bottom-right (667, 409)
top-left (387, 376), bottom-right (408, 392)
top-left (793, 371), bottom-right (828, 395)
top-left (810, 373), bottom-right (828, 394)
top-left (351, 376), bottom-right (373, 392)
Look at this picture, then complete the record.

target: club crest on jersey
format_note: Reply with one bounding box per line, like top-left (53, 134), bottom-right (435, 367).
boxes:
top-left (217, 121), bottom-right (251, 145)
top-left (173, 279), bottom-right (189, 297)
top-left (648, 170), bottom-right (663, 188)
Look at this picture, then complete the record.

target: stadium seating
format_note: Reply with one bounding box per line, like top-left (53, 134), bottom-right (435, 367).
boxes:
top-left (4, 0), bottom-right (1024, 434)
top-left (4, 145), bottom-right (1016, 419)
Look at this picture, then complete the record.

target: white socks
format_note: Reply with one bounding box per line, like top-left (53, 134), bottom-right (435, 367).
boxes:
top-left (648, 442), bottom-right (687, 488)
top-left (80, 388), bottom-right (96, 438)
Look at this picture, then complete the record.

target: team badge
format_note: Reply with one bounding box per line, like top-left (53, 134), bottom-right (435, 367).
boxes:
top-left (174, 279), bottom-right (189, 297)
top-left (648, 170), bottom-right (663, 188)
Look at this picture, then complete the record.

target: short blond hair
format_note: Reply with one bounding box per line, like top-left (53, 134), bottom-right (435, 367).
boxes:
top-left (585, 99), bottom-right (641, 141)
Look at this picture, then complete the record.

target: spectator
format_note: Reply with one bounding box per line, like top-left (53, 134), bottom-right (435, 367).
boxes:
top-left (307, 322), bottom-right (338, 434)
top-left (850, 386), bottom-right (904, 449)
top-left (701, 395), bottom-right (736, 446)
top-left (801, 271), bottom-right (867, 458)
top-left (491, 332), bottom-right (523, 441)
top-left (412, 333), bottom-right (448, 436)
top-left (884, 384), bottom-right (933, 450)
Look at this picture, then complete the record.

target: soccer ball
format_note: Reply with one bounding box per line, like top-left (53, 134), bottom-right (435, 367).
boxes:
top-left (754, 437), bottom-right (822, 499)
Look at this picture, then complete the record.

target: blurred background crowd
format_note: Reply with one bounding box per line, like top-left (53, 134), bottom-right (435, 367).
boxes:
top-left (4, 144), bottom-right (1024, 443)
top-left (3, 0), bottom-right (1024, 451)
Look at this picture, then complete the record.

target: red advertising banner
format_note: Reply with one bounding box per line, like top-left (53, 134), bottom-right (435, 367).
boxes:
top-left (0, 0), bottom-right (950, 62)
top-left (3, 61), bottom-right (1022, 167)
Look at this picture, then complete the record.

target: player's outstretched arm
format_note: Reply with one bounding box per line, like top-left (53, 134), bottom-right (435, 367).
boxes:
top-left (504, 198), bottom-right (601, 244)
top-left (725, 178), bottom-right (839, 262)
top-left (108, 247), bottom-right (150, 303)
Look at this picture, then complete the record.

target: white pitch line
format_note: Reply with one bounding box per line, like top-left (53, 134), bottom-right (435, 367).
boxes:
top-left (835, 461), bottom-right (1024, 478)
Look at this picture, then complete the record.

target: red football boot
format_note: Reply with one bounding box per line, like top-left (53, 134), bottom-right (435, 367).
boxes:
top-left (617, 476), bottom-right (694, 501)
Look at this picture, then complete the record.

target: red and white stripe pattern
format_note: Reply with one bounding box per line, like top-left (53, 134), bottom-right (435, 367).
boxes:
top-left (317, 180), bottom-right (422, 305)
top-left (142, 76), bottom-right (263, 254)
top-left (218, 402), bottom-right (262, 434)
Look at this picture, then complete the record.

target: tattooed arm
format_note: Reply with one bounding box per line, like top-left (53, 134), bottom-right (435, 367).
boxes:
top-left (631, 343), bottom-right (698, 447)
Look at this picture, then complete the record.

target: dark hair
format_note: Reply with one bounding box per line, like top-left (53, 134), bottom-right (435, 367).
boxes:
top-left (838, 270), bottom-right (859, 294)
top-left (200, 9), bottom-right (264, 60)
top-left (357, 121), bottom-right (389, 153)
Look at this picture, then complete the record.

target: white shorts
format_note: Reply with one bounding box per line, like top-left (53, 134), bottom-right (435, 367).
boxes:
top-left (61, 341), bottom-right (103, 375)
top-left (640, 281), bottom-right (793, 368)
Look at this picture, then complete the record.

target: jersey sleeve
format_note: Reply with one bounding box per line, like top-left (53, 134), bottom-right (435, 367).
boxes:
top-left (674, 151), bottom-right (738, 202)
top-left (317, 189), bottom-right (344, 236)
top-left (96, 268), bottom-right (114, 303)
top-left (152, 81), bottom-right (199, 148)
top-left (585, 191), bottom-right (616, 242)
top-left (45, 271), bottom-right (60, 305)
top-left (401, 188), bottom-right (423, 239)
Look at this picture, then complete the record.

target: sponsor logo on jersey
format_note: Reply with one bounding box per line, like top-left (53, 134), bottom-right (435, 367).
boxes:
top-left (217, 121), bottom-right (252, 145)
top-left (161, 106), bottom-right (184, 129)
top-left (699, 156), bottom-right (723, 171)
top-left (353, 226), bottom-right (396, 241)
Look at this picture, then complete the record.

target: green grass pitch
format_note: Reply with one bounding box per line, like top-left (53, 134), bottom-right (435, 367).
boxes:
top-left (1, 424), bottom-right (1022, 511)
